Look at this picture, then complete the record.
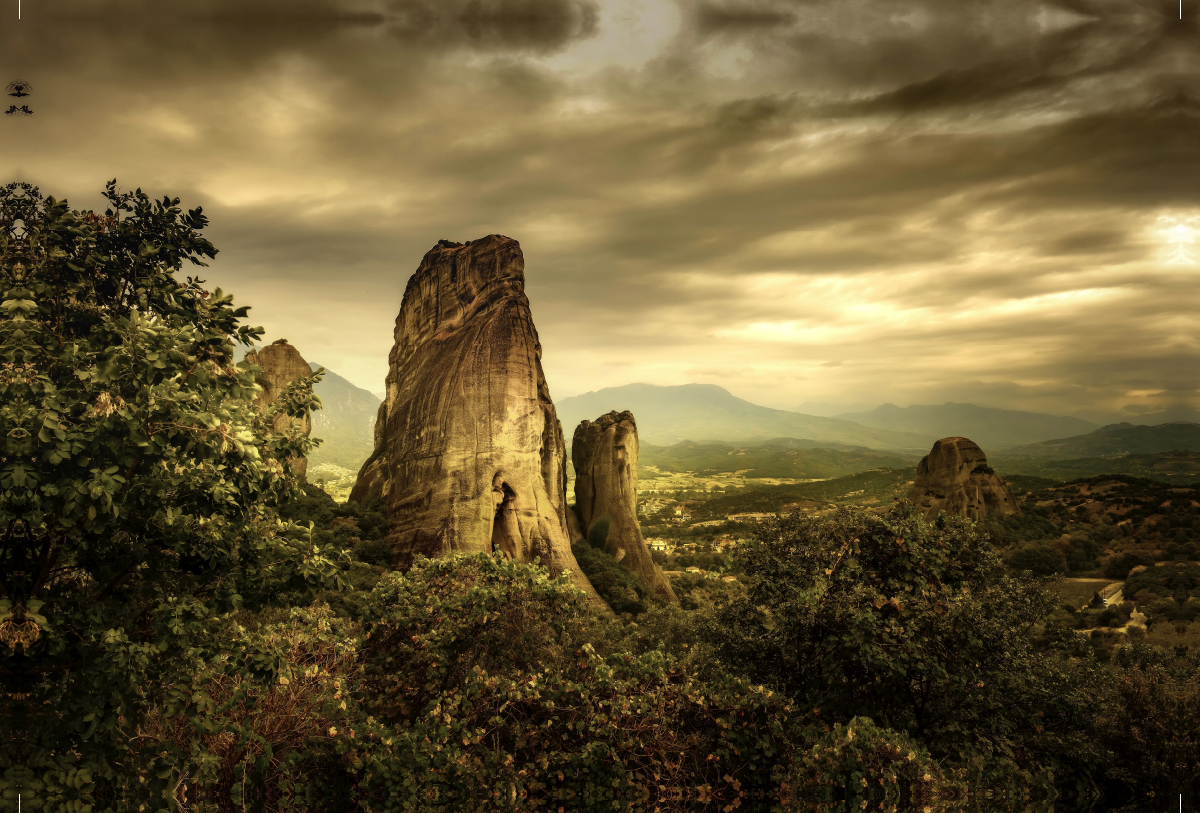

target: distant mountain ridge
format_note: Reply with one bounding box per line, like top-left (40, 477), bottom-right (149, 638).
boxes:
top-left (306, 364), bottom-right (381, 471)
top-left (997, 421), bottom-right (1200, 459)
top-left (995, 450), bottom-right (1200, 485)
top-left (833, 402), bottom-right (1099, 449)
top-left (556, 384), bottom-right (935, 451)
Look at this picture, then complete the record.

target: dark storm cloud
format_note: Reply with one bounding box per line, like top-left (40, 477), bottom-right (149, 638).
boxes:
top-left (5, 0), bottom-right (1198, 416)
top-left (28, 0), bottom-right (600, 64)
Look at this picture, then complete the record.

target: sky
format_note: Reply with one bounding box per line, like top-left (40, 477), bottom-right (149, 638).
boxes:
top-left (3, 0), bottom-right (1199, 423)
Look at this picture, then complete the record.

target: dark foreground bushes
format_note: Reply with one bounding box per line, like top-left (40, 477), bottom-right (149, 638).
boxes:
top-left (118, 551), bottom-right (967, 813)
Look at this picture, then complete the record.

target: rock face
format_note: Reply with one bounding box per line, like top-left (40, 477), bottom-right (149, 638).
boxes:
top-left (906, 437), bottom-right (1020, 521)
top-left (349, 235), bottom-right (597, 598)
top-left (245, 339), bottom-right (313, 478)
top-left (572, 411), bottom-right (678, 603)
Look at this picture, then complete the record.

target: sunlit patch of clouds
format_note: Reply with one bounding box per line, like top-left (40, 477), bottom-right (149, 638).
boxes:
top-left (952, 287), bottom-right (1127, 320)
top-left (538, 0), bottom-right (681, 72)
top-left (130, 108), bottom-right (201, 143)
top-left (1156, 214), bottom-right (1199, 265)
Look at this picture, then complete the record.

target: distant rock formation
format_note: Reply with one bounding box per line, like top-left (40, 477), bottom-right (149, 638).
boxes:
top-left (906, 437), bottom-right (1020, 521)
top-left (246, 339), bottom-right (314, 478)
top-left (572, 411), bottom-right (678, 603)
top-left (349, 235), bottom-right (597, 598)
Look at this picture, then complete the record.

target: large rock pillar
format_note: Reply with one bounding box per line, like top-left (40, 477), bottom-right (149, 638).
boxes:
top-left (246, 339), bottom-right (314, 478)
top-left (349, 236), bottom-right (597, 599)
top-left (572, 411), bottom-right (678, 603)
top-left (906, 436), bottom-right (1021, 521)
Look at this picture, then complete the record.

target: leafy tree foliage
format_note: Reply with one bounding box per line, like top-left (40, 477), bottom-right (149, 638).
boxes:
top-left (1104, 552), bottom-right (1155, 579)
top-left (351, 553), bottom-right (796, 812)
top-left (0, 182), bottom-right (346, 808)
top-left (1007, 543), bottom-right (1067, 577)
top-left (569, 540), bottom-right (650, 615)
top-left (1097, 645), bottom-right (1200, 805)
top-left (706, 505), bottom-right (1099, 780)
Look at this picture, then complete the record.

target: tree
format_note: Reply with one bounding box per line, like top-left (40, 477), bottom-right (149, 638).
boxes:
top-left (1104, 552), bottom-right (1153, 579)
top-left (0, 182), bottom-right (347, 808)
top-left (706, 504), bottom-right (1094, 778)
top-left (1008, 543), bottom-right (1067, 577)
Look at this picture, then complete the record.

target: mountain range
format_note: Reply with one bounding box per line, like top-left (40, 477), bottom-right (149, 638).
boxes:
top-left (833, 402), bottom-right (1099, 449)
top-left (996, 421), bottom-right (1200, 459)
top-left (556, 384), bottom-right (934, 451)
top-left (306, 364), bottom-right (381, 471)
top-left (302, 373), bottom-right (1200, 485)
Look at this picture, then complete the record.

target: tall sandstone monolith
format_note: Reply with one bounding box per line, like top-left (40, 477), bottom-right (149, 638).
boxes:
top-left (349, 235), bottom-right (597, 598)
top-left (245, 339), bottom-right (313, 478)
top-left (906, 436), bottom-right (1020, 521)
top-left (572, 411), bottom-right (678, 603)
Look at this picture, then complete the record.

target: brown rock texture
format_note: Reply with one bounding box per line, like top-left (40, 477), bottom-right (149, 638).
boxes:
top-left (572, 411), bottom-right (678, 603)
top-left (245, 339), bottom-right (313, 478)
top-left (906, 436), bottom-right (1021, 521)
top-left (349, 235), bottom-right (597, 598)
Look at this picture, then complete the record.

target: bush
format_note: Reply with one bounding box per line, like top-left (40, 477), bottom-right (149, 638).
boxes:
top-left (570, 540), bottom-right (651, 615)
top-left (356, 537), bottom-right (392, 568)
top-left (1008, 543), bottom-right (1067, 576)
top-left (353, 554), bottom-right (794, 812)
top-left (782, 718), bottom-right (956, 811)
top-left (1105, 552), bottom-right (1154, 579)
top-left (708, 504), bottom-right (1069, 775)
top-left (134, 605), bottom-right (361, 810)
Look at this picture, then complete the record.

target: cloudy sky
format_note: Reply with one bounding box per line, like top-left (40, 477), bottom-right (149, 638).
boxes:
top-left (4, 0), bottom-right (1198, 421)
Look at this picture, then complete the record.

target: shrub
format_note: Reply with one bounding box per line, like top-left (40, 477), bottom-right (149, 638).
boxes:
top-left (1008, 544), bottom-right (1067, 576)
top-left (355, 537), bottom-right (392, 568)
top-left (133, 604), bottom-right (362, 810)
top-left (352, 554), bottom-right (794, 812)
top-left (1105, 552), bottom-right (1154, 579)
top-left (570, 540), bottom-right (651, 615)
top-left (707, 504), bottom-right (1071, 777)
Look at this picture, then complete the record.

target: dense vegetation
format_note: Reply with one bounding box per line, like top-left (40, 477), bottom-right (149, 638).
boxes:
top-left (4, 184), bottom-right (1200, 812)
top-left (639, 439), bottom-right (917, 481)
top-left (688, 467), bottom-right (918, 518)
top-left (996, 451), bottom-right (1200, 486)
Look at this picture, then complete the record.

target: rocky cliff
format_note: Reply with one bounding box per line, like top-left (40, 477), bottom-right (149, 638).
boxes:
top-left (906, 436), bottom-right (1020, 521)
top-left (572, 411), bottom-right (677, 603)
top-left (349, 235), bottom-right (596, 598)
top-left (245, 339), bottom-right (313, 478)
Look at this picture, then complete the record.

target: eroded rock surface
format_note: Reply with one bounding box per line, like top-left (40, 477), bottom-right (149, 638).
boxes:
top-left (246, 339), bottom-right (313, 478)
top-left (349, 235), bottom-right (596, 598)
top-left (906, 436), bottom-right (1020, 521)
top-left (572, 411), bottom-right (677, 603)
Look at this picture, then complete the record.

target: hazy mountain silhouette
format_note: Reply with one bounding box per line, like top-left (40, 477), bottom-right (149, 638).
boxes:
top-left (307, 364), bottom-right (381, 470)
top-left (997, 421), bottom-right (1200, 459)
top-left (834, 402), bottom-right (1099, 449)
top-left (556, 384), bottom-right (934, 451)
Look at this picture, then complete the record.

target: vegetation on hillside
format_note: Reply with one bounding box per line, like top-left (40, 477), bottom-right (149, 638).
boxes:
top-left (639, 438), bottom-right (917, 480)
top-left (997, 451), bottom-right (1200, 485)
top-left (688, 467), bottom-right (917, 519)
